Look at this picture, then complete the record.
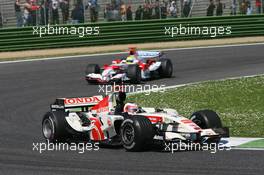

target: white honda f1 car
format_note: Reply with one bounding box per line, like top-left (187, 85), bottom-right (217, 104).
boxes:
top-left (42, 92), bottom-right (229, 151)
top-left (85, 47), bottom-right (173, 84)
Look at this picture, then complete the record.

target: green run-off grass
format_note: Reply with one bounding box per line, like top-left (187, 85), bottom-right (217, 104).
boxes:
top-left (128, 76), bottom-right (264, 137)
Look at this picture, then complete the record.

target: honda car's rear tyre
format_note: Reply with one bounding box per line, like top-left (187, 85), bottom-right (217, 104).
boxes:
top-left (127, 64), bottom-right (141, 84)
top-left (158, 59), bottom-right (173, 78)
top-left (120, 116), bottom-right (154, 151)
top-left (42, 111), bottom-right (71, 143)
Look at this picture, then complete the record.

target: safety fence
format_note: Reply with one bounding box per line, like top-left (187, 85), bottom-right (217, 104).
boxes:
top-left (0, 15), bottom-right (263, 52)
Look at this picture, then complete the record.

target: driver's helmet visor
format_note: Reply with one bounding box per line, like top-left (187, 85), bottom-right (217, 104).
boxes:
top-left (126, 56), bottom-right (135, 63)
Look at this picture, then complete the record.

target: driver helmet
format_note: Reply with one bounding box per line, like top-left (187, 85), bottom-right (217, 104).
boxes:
top-left (116, 91), bottom-right (126, 104)
top-left (123, 103), bottom-right (139, 114)
top-left (126, 55), bottom-right (137, 64)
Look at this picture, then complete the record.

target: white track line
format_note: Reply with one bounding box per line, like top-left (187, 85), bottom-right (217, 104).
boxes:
top-left (0, 42), bottom-right (264, 64)
top-left (216, 147), bottom-right (264, 151)
top-left (232, 148), bottom-right (264, 151)
top-left (221, 137), bottom-right (264, 147)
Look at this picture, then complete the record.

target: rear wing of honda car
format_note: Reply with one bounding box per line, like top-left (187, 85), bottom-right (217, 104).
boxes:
top-left (50, 95), bottom-right (104, 112)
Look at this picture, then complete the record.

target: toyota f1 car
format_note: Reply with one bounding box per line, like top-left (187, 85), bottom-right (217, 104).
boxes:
top-left (42, 92), bottom-right (229, 151)
top-left (85, 47), bottom-right (173, 84)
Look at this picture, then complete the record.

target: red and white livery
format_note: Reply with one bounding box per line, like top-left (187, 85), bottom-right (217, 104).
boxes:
top-left (85, 47), bottom-right (173, 84)
top-left (42, 92), bottom-right (229, 151)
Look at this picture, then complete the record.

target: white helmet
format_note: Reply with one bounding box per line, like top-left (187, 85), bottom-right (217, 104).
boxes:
top-left (123, 103), bottom-right (139, 114)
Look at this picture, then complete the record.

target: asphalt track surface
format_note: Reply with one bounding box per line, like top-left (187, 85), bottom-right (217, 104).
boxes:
top-left (0, 44), bottom-right (264, 175)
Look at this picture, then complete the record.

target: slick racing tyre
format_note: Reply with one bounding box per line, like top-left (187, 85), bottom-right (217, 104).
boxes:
top-left (190, 110), bottom-right (222, 143)
top-left (85, 64), bottom-right (100, 75)
top-left (42, 111), bottom-right (71, 143)
top-left (190, 110), bottom-right (222, 129)
top-left (120, 116), bottom-right (155, 151)
top-left (127, 64), bottom-right (141, 84)
top-left (158, 59), bottom-right (173, 78)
